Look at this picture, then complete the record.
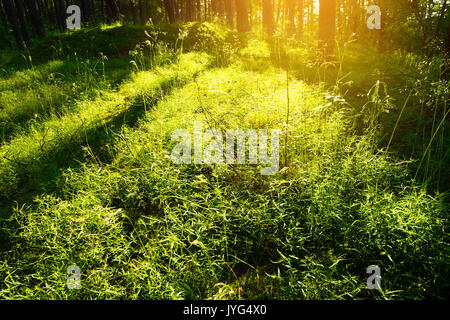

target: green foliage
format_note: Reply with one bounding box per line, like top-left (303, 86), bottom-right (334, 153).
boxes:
top-left (0, 23), bottom-right (448, 300)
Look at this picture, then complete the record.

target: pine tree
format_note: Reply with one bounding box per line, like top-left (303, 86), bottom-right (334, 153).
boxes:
top-left (318, 0), bottom-right (336, 55)
top-left (263, 0), bottom-right (274, 35)
top-left (2, 0), bottom-right (25, 50)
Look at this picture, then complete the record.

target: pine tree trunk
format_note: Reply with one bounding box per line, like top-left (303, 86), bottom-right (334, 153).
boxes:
top-left (185, 0), bottom-right (194, 21)
top-left (196, 0), bottom-right (201, 20)
top-left (23, 0), bottom-right (46, 39)
top-left (286, 0), bottom-right (296, 35)
top-left (297, 0), bottom-right (304, 40)
top-left (0, 1), bottom-right (8, 29)
top-left (80, 0), bottom-right (91, 24)
top-left (105, 0), bottom-right (119, 22)
top-left (139, 0), bottom-right (145, 24)
top-left (163, 0), bottom-right (175, 23)
top-left (0, 0), bottom-right (13, 48)
top-left (217, 0), bottom-right (224, 17)
top-left (235, 0), bottom-right (249, 32)
top-left (130, 0), bottom-right (137, 24)
top-left (53, 0), bottom-right (66, 32)
top-left (225, 0), bottom-right (233, 28)
top-left (262, 0), bottom-right (274, 35)
top-left (2, 0), bottom-right (25, 50)
top-left (318, 0), bottom-right (336, 55)
top-left (13, 0), bottom-right (31, 47)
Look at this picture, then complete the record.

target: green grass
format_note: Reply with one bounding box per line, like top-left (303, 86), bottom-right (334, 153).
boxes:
top-left (0, 23), bottom-right (448, 300)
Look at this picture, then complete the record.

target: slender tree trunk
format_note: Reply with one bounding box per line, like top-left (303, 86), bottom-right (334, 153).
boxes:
top-left (130, 0), bottom-right (138, 24)
top-left (53, 0), bottom-right (66, 32)
top-left (114, 0), bottom-right (121, 20)
top-left (105, 0), bottom-right (112, 23)
top-left (211, 0), bottom-right (216, 16)
top-left (0, 1), bottom-right (9, 31)
top-left (225, 0), bottom-right (233, 28)
top-left (275, 0), bottom-right (282, 27)
top-left (196, 0), bottom-right (201, 20)
top-left (13, 0), bottom-right (31, 47)
top-left (262, 0), bottom-right (274, 34)
top-left (23, 0), bottom-right (46, 39)
top-left (100, 0), bottom-right (105, 20)
top-left (138, 0), bottom-right (145, 24)
top-left (286, 0), bottom-right (296, 35)
top-left (83, 0), bottom-right (94, 24)
top-left (163, 0), bottom-right (175, 23)
top-left (185, 0), bottom-right (194, 21)
top-left (435, 0), bottom-right (448, 38)
top-left (80, 0), bottom-right (88, 23)
top-left (0, 0), bottom-right (12, 48)
top-left (105, 0), bottom-right (119, 22)
top-left (318, 0), bottom-right (336, 55)
top-left (2, 0), bottom-right (25, 50)
top-left (350, 0), bottom-right (358, 34)
top-left (217, 0), bottom-right (224, 17)
top-left (379, 2), bottom-right (386, 53)
top-left (297, 0), bottom-right (304, 40)
top-left (235, 0), bottom-right (249, 32)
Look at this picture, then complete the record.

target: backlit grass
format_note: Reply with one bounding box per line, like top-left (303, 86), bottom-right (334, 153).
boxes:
top-left (0, 23), bottom-right (448, 300)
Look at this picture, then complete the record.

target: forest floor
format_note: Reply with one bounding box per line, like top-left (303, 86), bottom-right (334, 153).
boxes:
top-left (0, 23), bottom-right (448, 299)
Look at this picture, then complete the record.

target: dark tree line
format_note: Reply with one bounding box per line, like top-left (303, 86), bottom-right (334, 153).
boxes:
top-left (1, 0), bottom-right (449, 57)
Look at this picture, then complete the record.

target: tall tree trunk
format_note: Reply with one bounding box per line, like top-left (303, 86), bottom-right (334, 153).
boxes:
top-left (262, 0), bottom-right (274, 34)
top-left (297, 0), bottom-right (304, 40)
top-left (80, 0), bottom-right (91, 24)
top-left (139, 0), bottom-right (145, 24)
top-left (13, 0), bottom-right (31, 47)
top-left (379, 2), bottom-right (386, 53)
top-left (163, 0), bottom-right (175, 23)
top-left (0, 0), bottom-right (6, 19)
top-left (225, 0), bottom-right (233, 28)
top-left (286, 0), bottom-right (296, 35)
top-left (53, 0), bottom-right (66, 32)
top-left (211, 0), bottom-right (217, 16)
top-left (212, 0), bottom-right (224, 17)
top-left (435, 0), bottom-right (448, 38)
top-left (318, 0), bottom-right (336, 55)
top-left (2, 0), bottom-right (25, 50)
top-left (0, 0), bottom-right (12, 48)
top-left (130, 0), bottom-right (138, 24)
top-left (217, 0), bottom-right (224, 17)
top-left (350, 0), bottom-right (358, 34)
top-left (113, 0), bottom-right (121, 20)
top-left (196, 0), bottom-right (201, 20)
top-left (100, 0), bottom-right (105, 20)
top-left (105, 0), bottom-right (119, 22)
top-left (23, 0), bottom-right (46, 39)
top-left (235, 0), bottom-right (249, 32)
top-left (185, 0), bottom-right (194, 21)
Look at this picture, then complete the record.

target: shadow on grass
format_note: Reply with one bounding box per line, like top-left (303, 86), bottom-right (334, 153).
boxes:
top-left (0, 68), bottom-right (200, 216)
top-left (0, 58), bottom-right (133, 145)
top-left (0, 70), bottom-right (203, 258)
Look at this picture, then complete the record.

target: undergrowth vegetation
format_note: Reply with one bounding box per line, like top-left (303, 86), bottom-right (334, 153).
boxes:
top-left (0, 22), bottom-right (448, 300)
